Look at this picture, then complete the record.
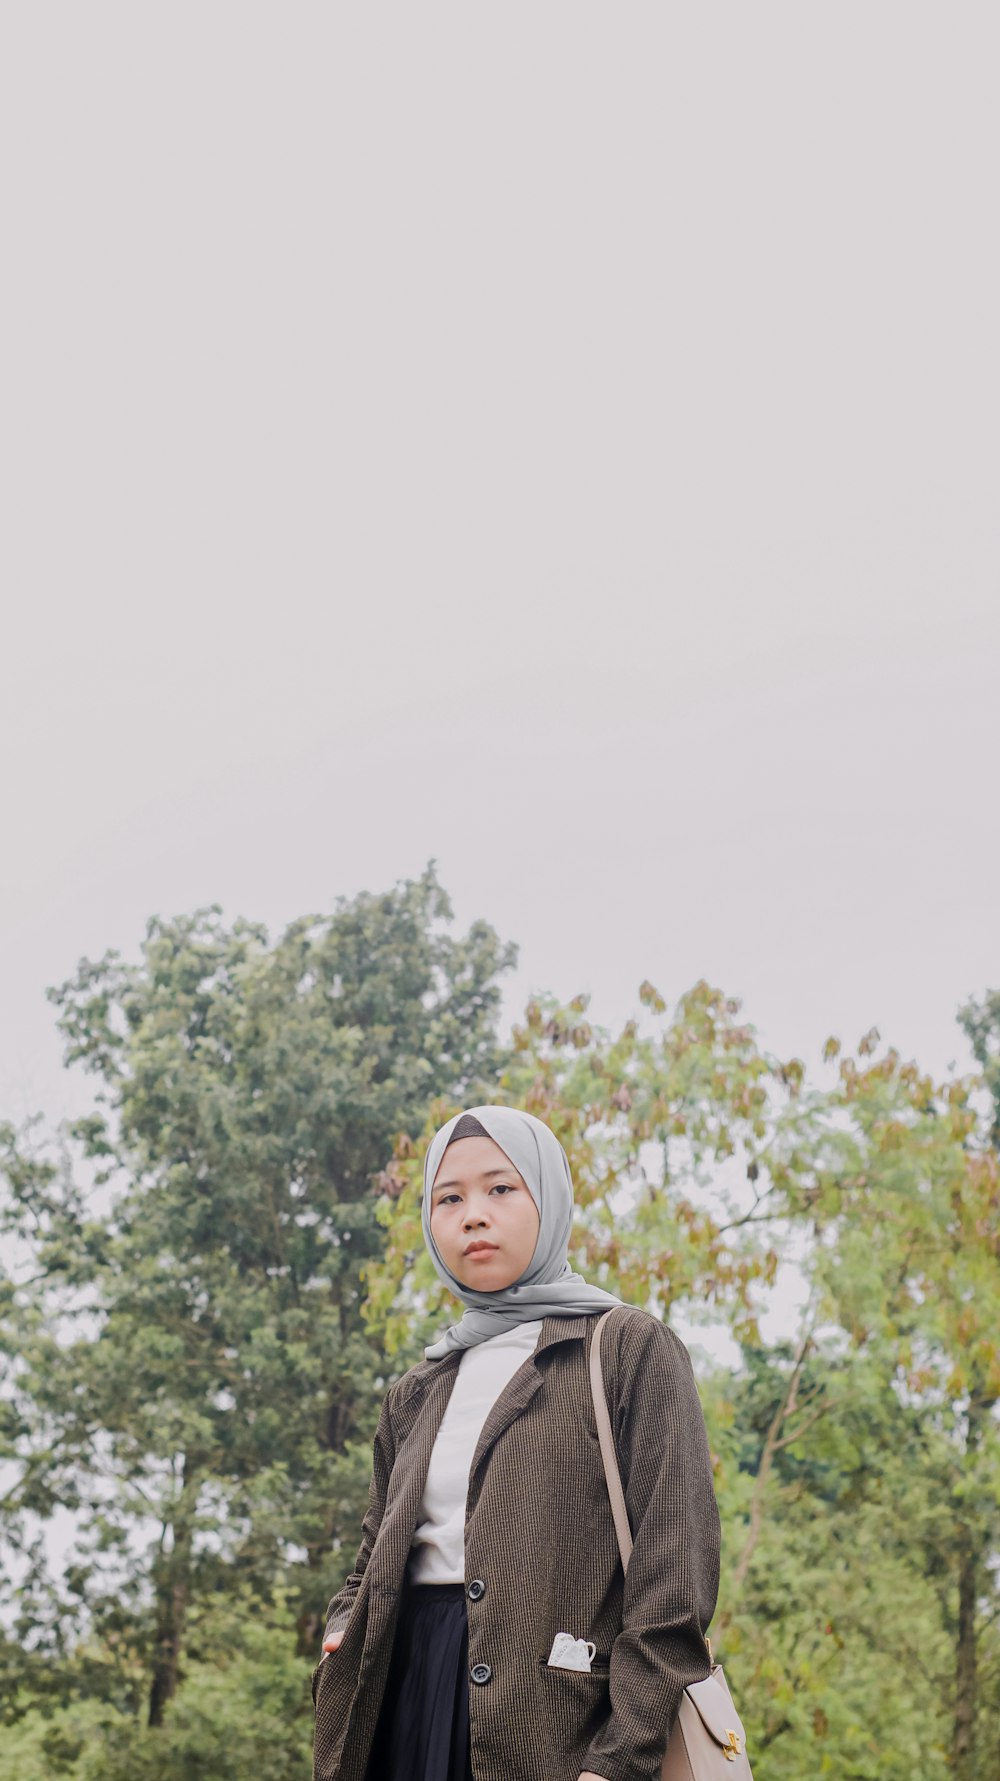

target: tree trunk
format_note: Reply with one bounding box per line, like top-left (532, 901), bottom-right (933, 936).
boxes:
top-left (952, 1524), bottom-right (977, 1781)
top-left (148, 1490), bottom-right (194, 1728)
top-left (715, 1323), bottom-right (817, 1637)
top-left (952, 1388), bottom-right (992, 1781)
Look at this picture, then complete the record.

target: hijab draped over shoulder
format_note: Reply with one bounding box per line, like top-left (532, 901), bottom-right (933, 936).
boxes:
top-left (421, 1104), bottom-right (625, 1360)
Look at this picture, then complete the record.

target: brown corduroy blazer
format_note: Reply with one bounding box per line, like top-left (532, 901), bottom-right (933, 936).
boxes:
top-left (311, 1304), bottom-right (721, 1781)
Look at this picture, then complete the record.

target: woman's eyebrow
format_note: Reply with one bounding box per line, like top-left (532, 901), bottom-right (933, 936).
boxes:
top-left (432, 1166), bottom-right (513, 1196)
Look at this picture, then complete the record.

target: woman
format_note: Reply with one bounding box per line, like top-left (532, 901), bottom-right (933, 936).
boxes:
top-left (312, 1106), bottom-right (721, 1781)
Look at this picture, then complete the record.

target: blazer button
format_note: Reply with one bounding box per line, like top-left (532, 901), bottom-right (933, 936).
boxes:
top-left (467, 1579), bottom-right (486, 1601)
top-left (470, 1663), bottom-right (492, 1685)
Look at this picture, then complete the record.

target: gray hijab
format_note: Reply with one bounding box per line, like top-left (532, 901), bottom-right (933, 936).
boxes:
top-left (421, 1104), bottom-right (625, 1360)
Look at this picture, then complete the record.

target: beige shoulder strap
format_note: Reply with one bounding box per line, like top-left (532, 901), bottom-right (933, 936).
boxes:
top-left (588, 1307), bottom-right (634, 1569)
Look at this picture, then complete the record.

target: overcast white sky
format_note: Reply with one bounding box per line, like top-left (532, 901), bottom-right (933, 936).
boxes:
top-left (0, 21), bottom-right (997, 1607)
top-left (2, 6), bottom-right (998, 1142)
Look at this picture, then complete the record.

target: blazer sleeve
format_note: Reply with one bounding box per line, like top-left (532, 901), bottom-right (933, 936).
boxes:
top-left (581, 1314), bottom-right (722, 1781)
top-left (321, 1385), bottom-right (397, 1643)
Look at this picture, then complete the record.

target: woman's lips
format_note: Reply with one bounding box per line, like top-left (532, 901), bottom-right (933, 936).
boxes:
top-left (465, 1245), bottom-right (498, 1259)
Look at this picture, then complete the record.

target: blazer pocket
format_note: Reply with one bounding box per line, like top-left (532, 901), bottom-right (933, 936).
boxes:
top-left (537, 1657), bottom-right (612, 1760)
top-left (537, 1656), bottom-right (611, 1680)
top-left (310, 1655), bottom-right (327, 1707)
top-left (311, 1642), bottom-right (346, 1702)
top-left (312, 1616), bottom-right (364, 1718)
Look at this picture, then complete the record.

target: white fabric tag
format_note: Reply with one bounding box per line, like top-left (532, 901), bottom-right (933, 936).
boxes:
top-left (547, 1631), bottom-right (597, 1671)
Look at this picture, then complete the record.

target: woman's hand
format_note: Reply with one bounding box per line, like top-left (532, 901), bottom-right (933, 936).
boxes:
top-left (578, 1772), bottom-right (612, 1780)
top-left (320, 1629), bottom-right (345, 1661)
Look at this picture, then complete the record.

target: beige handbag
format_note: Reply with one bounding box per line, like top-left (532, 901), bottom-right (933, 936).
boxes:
top-left (589, 1310), bottom-right (753, 1778)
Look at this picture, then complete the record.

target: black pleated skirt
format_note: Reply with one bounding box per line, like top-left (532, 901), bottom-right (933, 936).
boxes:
top-left (363, 1581), bottom-right (473, 1781)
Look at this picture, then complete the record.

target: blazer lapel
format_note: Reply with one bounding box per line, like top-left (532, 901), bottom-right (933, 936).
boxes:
top-left (391, 1360), bottom-right (458, 1453)
top-left (368, 1359), bottom-right (462, 1591)
top-left (467, 1311), bottom-right (595, 1485)
top-left (386, 1313), bottom-right (599, 1530)
top-left (468, 1357), bottom-right (544, 1484)
top-left (391, 1357), bottom-right (460, 1489)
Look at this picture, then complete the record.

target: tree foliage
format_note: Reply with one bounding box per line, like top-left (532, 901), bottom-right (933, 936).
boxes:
top-left (366, 982), bottom-right (1000, 1778)
top-left (1, 889), bottom-right (998, 1780)
top-left (0, 865), bottom-right (516, 1729)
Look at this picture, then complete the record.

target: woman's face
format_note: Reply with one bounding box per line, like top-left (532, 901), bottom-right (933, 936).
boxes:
top-left (429, 1134), bottom-right (541, 1292)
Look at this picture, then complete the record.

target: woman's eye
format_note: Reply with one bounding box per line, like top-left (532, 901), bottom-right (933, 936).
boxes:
top-left (438, 1183), bottom-right (513, 1205)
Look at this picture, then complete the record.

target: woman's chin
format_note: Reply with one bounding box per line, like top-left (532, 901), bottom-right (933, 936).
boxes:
top-left (457, 1263), bottom-right (518, 1291)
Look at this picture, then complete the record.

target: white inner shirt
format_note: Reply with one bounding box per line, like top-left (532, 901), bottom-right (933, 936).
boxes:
top-left (408, 1318), bottom-right (544, 1584)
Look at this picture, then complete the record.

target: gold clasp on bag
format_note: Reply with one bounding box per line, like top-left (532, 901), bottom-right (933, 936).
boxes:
top-left (722, 1729), bottom-right (742, 1761)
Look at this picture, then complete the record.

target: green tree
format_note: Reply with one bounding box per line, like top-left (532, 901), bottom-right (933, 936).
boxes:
top-left (0, 864), bottom-right (515, 1730)
top-left (4, 952), bottom-right (999, 1780)
top-left (367, 986), bottom-right (1000, 1777)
